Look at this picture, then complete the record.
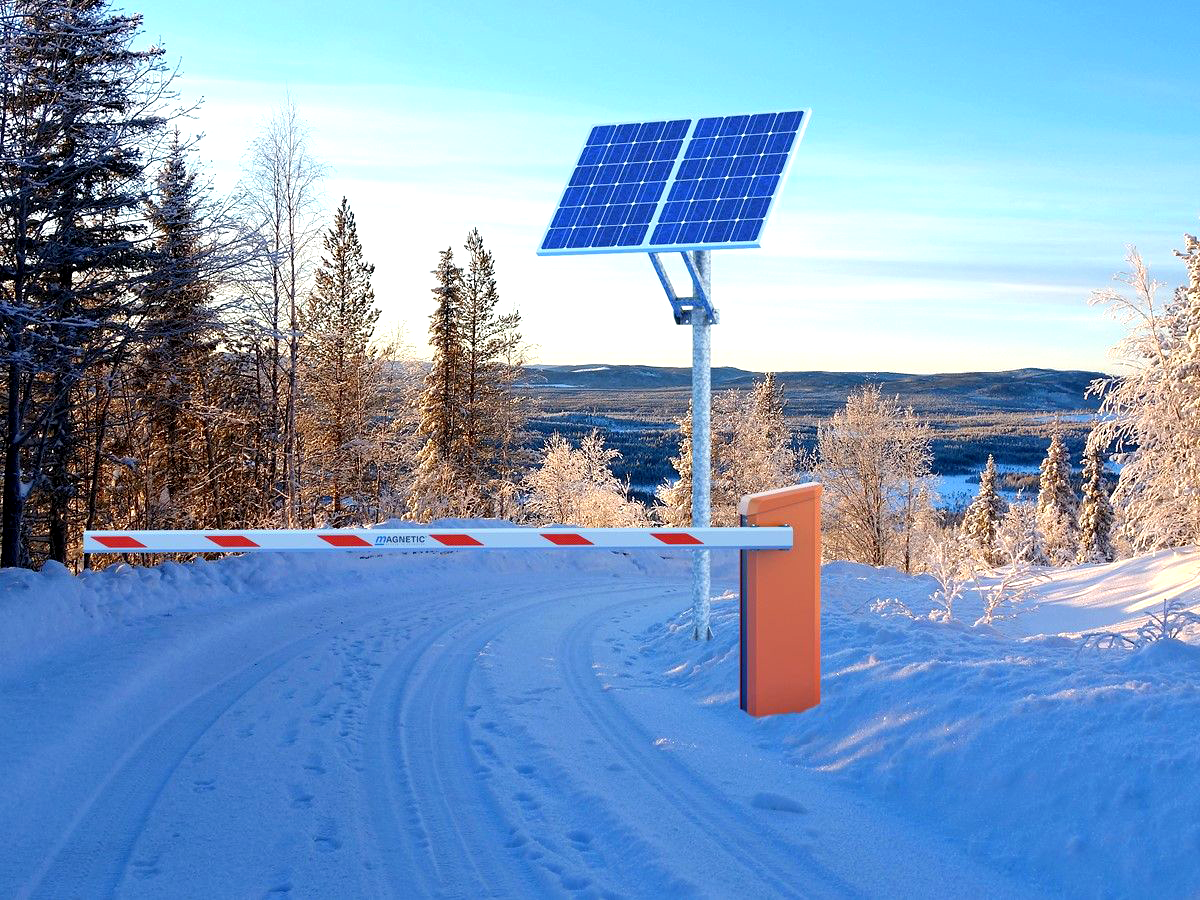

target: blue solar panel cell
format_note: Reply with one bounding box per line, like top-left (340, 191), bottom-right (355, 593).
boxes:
top-left (663, 119), bottom-right (689, 139)
top-left (747, 113), bottom-right (774, 133)
top-left (765, 132), bottom-right (794, 154)
top-left (774, 110), bottom-right (803, 131)
top-left (587, 124), bottom-right (614, 146)
top-left (636, 121), bottom-right (666, 142)
top-left (607, 183), bottom-right (630, 204)
top-left (719, 115), bottom-right (748, 136)
top-left (540, 109), bottom-right (807, 253)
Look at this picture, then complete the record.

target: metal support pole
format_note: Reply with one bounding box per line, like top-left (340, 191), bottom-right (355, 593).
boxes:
top-left (690, 251), bottom-right (713, 640)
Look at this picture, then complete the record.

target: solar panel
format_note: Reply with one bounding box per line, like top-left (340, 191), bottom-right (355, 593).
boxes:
top-left (538, 110), bottom-right (808, 256)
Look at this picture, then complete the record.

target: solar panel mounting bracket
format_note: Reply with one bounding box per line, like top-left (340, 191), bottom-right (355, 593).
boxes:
top-left (649, 251), bottom-right (718, 325)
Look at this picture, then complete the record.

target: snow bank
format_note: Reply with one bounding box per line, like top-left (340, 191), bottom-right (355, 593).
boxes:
top-left (641, 551), bottom-right (1200, 897)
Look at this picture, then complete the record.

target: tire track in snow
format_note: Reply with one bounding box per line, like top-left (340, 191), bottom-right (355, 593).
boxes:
top-left (24, 625), bottom-right (338, 898)
top-left (364, 578), bottom-right (664, 897)
top-left (464, 585), bottom-right (713, 897)
top-left (20, 582), bottom-right (466, 899)
top-left (557, 595), bottom-right (861, 899)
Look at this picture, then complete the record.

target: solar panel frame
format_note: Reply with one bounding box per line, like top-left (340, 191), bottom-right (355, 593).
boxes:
top-left (538, 109), bottom-right (810, 256)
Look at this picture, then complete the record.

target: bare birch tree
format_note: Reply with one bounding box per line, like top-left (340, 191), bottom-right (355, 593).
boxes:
top-left (242, 98), bottom-right (323, 526)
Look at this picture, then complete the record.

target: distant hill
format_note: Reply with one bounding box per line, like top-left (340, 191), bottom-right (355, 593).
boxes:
top-left (523, 365), bottom-right (1106, 417)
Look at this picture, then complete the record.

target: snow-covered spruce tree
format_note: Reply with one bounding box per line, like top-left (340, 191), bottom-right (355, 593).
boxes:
top-left (813, 385), bottom-right (934, 569)
top-left (1035, 431), bottom-right (1078, 566)
top-left (962, 455), bottom-right (1005, 566)
top-left (408, 249), bottom-right (474, 521)
top-left (1077, 440), bottom-right (1115, 564)
top-left (1089, 239), bottom-right (1200, 552)
top-left (458, 228), bottom-right (529, 518)
top-left (524, 430), bottom-right (648, 527)
top-left (298, 197), bottom-right (381, 525)
top-left (0, 0), bottom-right (182, 566)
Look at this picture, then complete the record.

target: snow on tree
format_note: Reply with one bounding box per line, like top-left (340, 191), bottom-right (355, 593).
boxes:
top-left (360, 325), bottom-right (425, 523)
top-left (892, 405), bottom-right (936, 574)
top-left (996, 497), bottom-right (1039, 564)
top-left (123, 134), bottom-right (222, 531)
top-left (656, 401), bottom-right (695, 527)
top-left (1089, 239), bottom-right (1200, 552)
top-left (1035, 431), bottom-right (1078, 566)
top-left (813, 385), bottom-right (934, 570)
top-left (1077, 440), bottom-right (1115, 564)
top-left (524, 431), bottom-right (648, 527)
top-left (962, 455), bottom-right (1006, 566)
top-left (0, 0), bottom-right (186, 566)
top-left (298, 197), bottom-right (381, 524)
top-left (658, 375), bottom-right (795, 528)
top-left (711, 374), bottom-right (796, 526)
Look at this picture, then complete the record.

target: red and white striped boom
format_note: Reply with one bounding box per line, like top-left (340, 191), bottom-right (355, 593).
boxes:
top-left (83, 526), bottom-right (792, 554)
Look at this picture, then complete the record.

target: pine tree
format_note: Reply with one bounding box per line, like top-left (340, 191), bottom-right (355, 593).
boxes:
top-left (1077, 441), bottom-right (1115, 564)
top-left (299, 197), bottom-right (381, 524)
top-left (1036, 431), bottom-right (1078, 565)
top-left (458, 228), bottom-right (527, 516)
top-left (408, 248), bottom-right (471, 521)
top-left (129, 133), bottom-right (218, 529)
top-left (962, 455), bottom-right (1005, 565)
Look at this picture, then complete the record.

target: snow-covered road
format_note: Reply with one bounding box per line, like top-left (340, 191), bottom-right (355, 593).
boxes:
top-left (1, 549), bottom-right (1031, 898)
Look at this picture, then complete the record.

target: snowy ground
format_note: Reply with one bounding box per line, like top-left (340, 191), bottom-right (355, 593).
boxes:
top-left (2, 536), bottom-right (1198, 898)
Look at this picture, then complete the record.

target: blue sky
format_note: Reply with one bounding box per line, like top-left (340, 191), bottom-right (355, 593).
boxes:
top-left (134, 0), bottom-right (1198, 373)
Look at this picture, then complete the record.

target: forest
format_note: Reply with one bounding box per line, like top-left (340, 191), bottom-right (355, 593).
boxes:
top-left (2, 1), bottom-right (1198, 582)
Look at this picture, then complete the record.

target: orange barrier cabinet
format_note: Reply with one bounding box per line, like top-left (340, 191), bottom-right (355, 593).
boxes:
top-left (739, 483), bottom-right (822, 717)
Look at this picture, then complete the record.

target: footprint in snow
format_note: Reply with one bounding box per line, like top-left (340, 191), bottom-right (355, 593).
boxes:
top-left (130, 853), bottom-right (161, 879)
top-left (303, 752), bottom-right (326, 775)
top-left (750, 792), bottom-right (807, 814)
top-left (312, 817), bottom-right (342, 853)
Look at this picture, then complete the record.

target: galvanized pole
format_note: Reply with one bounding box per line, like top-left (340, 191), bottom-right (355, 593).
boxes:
top-left (690, 250), bottom-right (713, 640)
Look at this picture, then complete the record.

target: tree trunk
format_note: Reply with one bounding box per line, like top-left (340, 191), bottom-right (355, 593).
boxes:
top-left (2, 362), bottom-right (27, 568)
